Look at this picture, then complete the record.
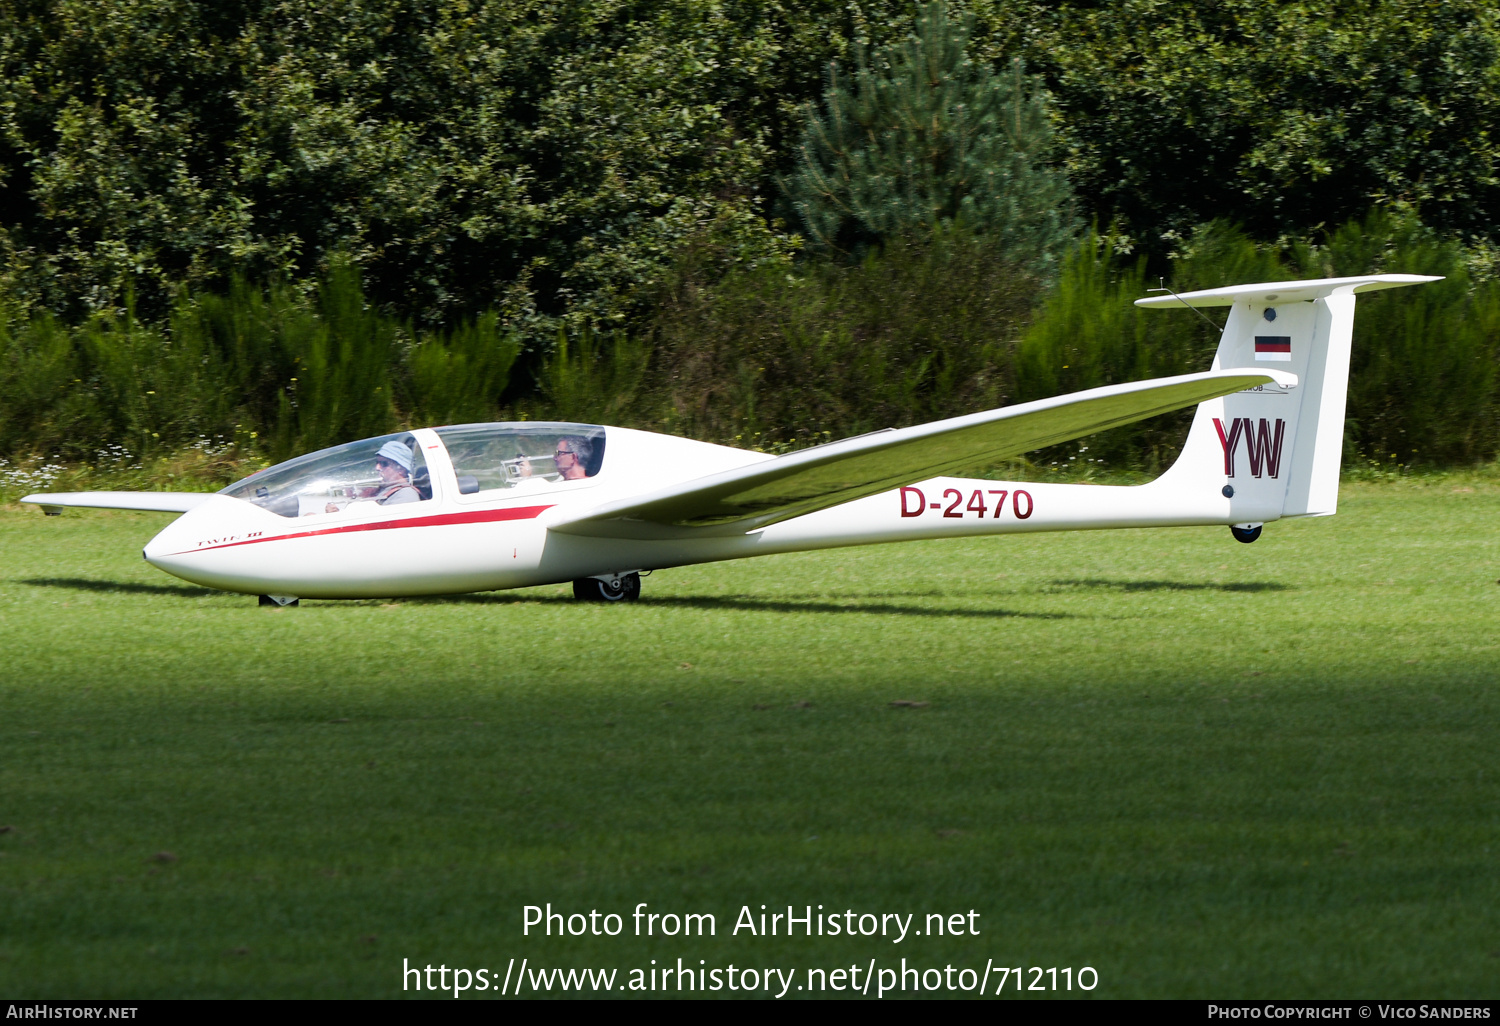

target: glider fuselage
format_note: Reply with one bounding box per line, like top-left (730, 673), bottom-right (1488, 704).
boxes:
top-left (141, 422), bottom-right (1280, 600)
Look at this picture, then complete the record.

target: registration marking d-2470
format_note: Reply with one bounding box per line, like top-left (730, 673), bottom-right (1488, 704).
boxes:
top-left (899, 486), bottom-right (1033, 520)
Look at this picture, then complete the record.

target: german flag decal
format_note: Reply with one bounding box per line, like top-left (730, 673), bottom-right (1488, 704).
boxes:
top-left (1254, 336), bottom-right (1292, 362)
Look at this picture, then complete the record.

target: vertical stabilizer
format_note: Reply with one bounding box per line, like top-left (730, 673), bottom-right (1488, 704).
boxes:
top-left (1137, 274), bottom-right (1440, 521)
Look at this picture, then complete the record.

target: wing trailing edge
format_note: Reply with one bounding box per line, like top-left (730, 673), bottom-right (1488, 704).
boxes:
top-left (549, 367), bottom-right (1296, 539)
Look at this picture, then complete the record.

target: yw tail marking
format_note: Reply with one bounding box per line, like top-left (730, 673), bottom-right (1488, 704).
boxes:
top-left (1214, 417), bottom-right (1287, 479)
top-left (1244, 417), bottom-right (1287, 478)
top-left (1213, 417), bottom-right (1246, 476)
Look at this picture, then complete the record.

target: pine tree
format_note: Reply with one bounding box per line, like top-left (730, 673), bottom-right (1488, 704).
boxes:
top-left (785, 2), bottom-right (1076, 271)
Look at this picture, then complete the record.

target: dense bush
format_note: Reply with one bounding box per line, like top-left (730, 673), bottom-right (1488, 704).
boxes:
top-left (0, 263), bottom-right (519, 463)
top-left (638, 224), bottom-right (1034, 446)
top-left (1, 211), bottom-right (1495, 478)
top-left (1307, 213), bottom-right (1500, 466)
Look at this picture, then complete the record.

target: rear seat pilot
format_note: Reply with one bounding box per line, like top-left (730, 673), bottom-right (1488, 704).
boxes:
top-left (553, 435), bottom-right (592, 480)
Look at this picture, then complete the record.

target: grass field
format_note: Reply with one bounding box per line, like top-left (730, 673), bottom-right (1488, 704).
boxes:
top-left (1, 473), bottom-right (1497, 999)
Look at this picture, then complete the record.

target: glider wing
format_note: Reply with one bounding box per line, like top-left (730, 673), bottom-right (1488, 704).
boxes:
top-left (20, 491), bottom-right (217, 514)
top-left (550, 367), bottom-right (1296, 538)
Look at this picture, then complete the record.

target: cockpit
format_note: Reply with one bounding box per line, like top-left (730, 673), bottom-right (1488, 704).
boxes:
top-left (219, 423), bottom-right (607, 517)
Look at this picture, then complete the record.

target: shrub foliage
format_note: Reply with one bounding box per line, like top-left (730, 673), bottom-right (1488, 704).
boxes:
top-left (0, 262), bottom-right (519, 463)
top-left (0, 2), bottom-right (1496, 478)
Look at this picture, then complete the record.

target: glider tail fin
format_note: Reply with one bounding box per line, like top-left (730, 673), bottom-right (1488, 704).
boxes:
top-left (1137, 274), bottom-right (1440, 520)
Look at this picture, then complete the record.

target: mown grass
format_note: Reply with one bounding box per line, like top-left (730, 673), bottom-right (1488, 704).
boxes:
top-left (0, 473), bottom-right (1497, 999)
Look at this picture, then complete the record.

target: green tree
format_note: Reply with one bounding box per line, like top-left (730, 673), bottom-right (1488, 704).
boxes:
top-left (1016, 0), bottom-right (1500, 248)
top-left (784, 1), bottom-right (1074, 269)
top-left (0, 0), bottom-right (806, 331)
top-left (0, 0), bottom-right (262, 319)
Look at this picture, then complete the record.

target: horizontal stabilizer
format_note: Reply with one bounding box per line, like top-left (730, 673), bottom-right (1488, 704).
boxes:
top-left (550, 367), bottom-right (1295, 539)
top-left (20, 491), bottom-right (216, 514)
top-left (1134, 274), bottom-right (1442, 309)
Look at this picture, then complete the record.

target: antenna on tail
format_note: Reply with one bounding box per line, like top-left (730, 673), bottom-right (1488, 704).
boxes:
top-left (1146, 277), bottom-right (1225, 333)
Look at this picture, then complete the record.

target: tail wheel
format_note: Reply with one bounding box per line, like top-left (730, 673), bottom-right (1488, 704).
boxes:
top-left (573, 573), bottom-right (641, 602)
top-left (1230, 524), bottom-right (1263, 544)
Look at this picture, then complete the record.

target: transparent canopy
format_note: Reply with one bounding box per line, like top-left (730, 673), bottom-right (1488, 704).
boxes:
top-left (218, 423), bottom-right (605, 517)
top-left (220, 432), bottom-right (432, 518)
top-left (436, 423), bottom-right (605, 497)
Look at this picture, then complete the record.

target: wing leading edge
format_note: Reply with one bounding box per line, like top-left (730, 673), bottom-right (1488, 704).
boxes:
top-left (549, 368), bottom-right (1296, 540)
top-left (20, 491), bottom-right (216, 514)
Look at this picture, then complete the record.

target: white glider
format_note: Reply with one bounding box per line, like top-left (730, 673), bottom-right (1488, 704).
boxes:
top-left (22, 273), bottom-right (1438, 603)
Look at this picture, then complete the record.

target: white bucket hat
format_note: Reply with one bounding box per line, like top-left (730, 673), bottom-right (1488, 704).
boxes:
top-left (376, 439), bottom-right (414, 474)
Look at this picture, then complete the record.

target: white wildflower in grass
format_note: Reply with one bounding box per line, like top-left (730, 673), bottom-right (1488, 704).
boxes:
top-left (0, 458), bottom-right (66, 500)
top-left (95, 444), bottom-right (138, 470)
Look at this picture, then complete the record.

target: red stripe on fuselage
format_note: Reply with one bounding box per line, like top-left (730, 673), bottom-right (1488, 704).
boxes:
top-left (174, 504), bottom-right (555, 555)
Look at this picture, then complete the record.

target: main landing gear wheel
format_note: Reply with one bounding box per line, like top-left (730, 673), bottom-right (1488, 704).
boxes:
top-left (1230, 524), bottom-right (1263, 544)
top-left (573, 573), bottom-right (641, 602)
top-left (258, 594), bottom-right (300, 607)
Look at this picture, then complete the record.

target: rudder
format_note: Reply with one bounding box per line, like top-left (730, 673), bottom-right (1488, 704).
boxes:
top-left (1139, 274), bottom-right (1439, 521)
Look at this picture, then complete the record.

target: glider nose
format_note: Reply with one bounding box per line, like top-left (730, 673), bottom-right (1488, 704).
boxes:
top-left (142, 504), bottom-right (202, 573)
top-left (141, 494), bottom-right (259, 583)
